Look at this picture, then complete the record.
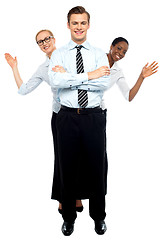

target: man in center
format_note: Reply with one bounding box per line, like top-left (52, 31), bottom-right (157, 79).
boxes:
top-left (48, 6), bottom-right (111, 236)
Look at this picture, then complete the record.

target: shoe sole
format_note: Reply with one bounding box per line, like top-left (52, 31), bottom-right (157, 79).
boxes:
top-left (62, 229), bottom-right (74, 236)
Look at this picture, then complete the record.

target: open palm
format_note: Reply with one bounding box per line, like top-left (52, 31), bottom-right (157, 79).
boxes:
top-left (142, 61), bottom-right (158, 78)
top-left (5, 53), bottom-right (18, 69)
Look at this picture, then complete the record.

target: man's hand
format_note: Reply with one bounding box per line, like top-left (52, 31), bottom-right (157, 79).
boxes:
top-left (88, 66), bottom-right (110, 80)
top-left (52, 65), bottom-right (66, 73)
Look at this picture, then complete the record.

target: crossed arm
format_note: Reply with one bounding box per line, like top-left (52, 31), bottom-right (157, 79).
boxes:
top-left (52, 65), bottom-right (110, 80)
top-left (53, 61), bottom-right (158, 101)
top-left (5, 52), bottom-right (158, 100)
top-left (5, 53), bottom-right (110, 90)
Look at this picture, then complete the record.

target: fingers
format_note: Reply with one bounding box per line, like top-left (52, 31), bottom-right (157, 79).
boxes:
top-left (5, 53), bottom-right (12, 58)
top-left (149, 61), bottom-right (157, 67)
top-left (5, 53), bottom-right (10, 57)
top-left (103, 66), bottom-right (110, 75)
top-left (52, 65), bottom-right (66, 73)
top-left (4, 53), bottom-right (10, 60)
top-left (150, 61), bottom-right (159, 74)
top-left (52, 67), bottom-right (57, 72)
top-left (52, 66), bottom-right (61, 71)
top-left (144, 63), bottom-right (149, 68)
top-left (149, 61), bottom-right (158, 68)
top-left (4, 53), bottom-right (14, 61)
top-left (144, 61), bottom-right (159, 76)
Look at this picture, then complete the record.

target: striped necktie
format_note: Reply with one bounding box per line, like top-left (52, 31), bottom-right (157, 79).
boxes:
top-left (76, 45), bottom-right (88, 108)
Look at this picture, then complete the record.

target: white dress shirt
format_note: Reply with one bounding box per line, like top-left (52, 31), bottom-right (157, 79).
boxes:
top-left (18, 58), bottom-right (61, 113)
top-left (101, 61), bottom-right (130, 109)
top-left (48, 40), bottom-right (111, 108)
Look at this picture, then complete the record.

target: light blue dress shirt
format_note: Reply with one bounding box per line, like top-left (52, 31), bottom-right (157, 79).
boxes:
top-left (18, 58), bottom-right (61, 113)
top-left (48, 40), bottom-right (111, 108)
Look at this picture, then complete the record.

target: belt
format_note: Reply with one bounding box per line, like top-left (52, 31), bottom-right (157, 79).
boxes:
top-left (61, 105), bottom-right (101, 114)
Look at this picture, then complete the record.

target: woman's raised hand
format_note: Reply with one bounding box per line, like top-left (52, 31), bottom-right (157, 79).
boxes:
top-left (142, 61), bottom-right (159, 78)
top-left (5, 53), bottom-right (18, 69)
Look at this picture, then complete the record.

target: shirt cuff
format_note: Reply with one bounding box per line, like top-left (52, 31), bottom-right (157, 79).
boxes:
top-left (69, 73), bottom-right (88, 88)
top-left (18, 83), bottom-right (27, 95)
top-left (125, 90), bottom-right (130, 101)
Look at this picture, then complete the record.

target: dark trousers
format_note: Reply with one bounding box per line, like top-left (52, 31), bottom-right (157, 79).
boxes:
top-left (51, 112), bottom-right (62, 202)
top-left (56, 107), bottom-right (106, 222)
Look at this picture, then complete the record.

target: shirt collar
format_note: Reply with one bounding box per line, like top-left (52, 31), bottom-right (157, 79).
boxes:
top-left (106, 53), bottom-right (120, 70)
top-left (68, 40), bottom-right (90, 50)
top-left (111, 61), bottom-right (120, 70)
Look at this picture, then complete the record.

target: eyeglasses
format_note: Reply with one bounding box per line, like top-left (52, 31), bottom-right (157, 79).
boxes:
top-left (37, 36), bottom-right (54, 46)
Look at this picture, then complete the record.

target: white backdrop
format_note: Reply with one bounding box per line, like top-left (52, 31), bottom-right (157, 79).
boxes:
top-left (0, 0), bottom-right (160, 239)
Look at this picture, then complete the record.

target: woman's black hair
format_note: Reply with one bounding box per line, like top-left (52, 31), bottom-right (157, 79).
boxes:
top-left (112, 37), bottom-right (129, 46)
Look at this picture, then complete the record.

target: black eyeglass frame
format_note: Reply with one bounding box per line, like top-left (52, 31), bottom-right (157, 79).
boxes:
top-left (37, 36), bottom-right (54, 46)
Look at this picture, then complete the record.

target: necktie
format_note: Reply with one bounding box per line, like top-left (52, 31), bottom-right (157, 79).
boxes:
top-left (76, 45), bottom-right (88, 108)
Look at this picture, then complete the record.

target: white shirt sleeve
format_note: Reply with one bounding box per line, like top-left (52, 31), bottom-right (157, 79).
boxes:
top-left (109, 63), bottom-right (130, 101)
top-left (116, 71), bottom-right (130, 101)
top-left (18, 65), bottom-right (44, 95)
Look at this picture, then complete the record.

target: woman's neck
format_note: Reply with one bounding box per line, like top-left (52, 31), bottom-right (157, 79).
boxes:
top-left (47, 47), bottom-right (56, 59)
top-left (107, 52), bottom-right (114, 68)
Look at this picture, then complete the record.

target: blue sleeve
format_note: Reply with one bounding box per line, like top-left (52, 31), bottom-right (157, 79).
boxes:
top-left (74, 51), bottom-right (111, 91)
top-left (48, 49), bottom-right (88, 89)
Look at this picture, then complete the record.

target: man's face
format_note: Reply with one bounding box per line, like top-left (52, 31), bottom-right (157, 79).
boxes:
top-left (67, 13), bottom-right (90, 44)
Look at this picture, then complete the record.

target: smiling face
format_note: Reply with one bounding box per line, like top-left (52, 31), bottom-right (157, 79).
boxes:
top-left (36, 30), bottom-right (56, 58)
top-left (67, 13), bottom-right (90, 44)
top-left (110, 41), bottom-right (128, 62)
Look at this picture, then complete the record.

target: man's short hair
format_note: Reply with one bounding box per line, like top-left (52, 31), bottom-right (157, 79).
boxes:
top-left (67, 6), bottom-right (90, 24)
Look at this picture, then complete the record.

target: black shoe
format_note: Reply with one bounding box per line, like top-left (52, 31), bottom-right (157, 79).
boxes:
top-left (58, 208), bottom-right (62, 214)
top-left (76, 206), bottom-right (84, 212)
top-left (58, 206), bottom-right (83, 214)
top-left (61, 221), bottom-right (74, 236)
top-left (95, 220), bottom-right (107, 235)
